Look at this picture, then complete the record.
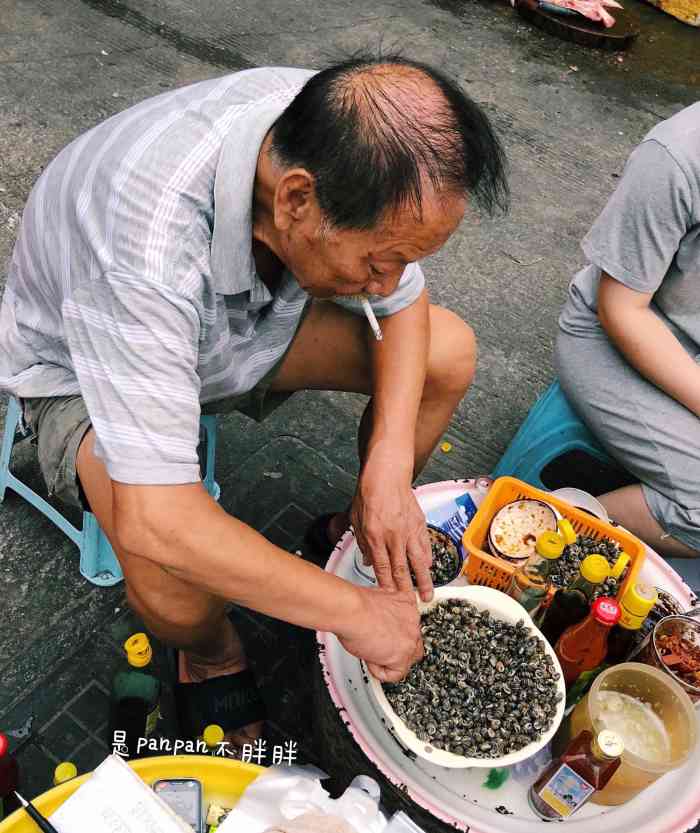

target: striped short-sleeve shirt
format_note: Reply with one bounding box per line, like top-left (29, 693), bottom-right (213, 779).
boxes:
top-left (0, 67), bottom-right (425, 486)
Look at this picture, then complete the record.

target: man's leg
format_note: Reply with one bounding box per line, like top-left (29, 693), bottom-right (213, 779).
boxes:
top-left (76, 431), bottom-right (262, 743)
top-left (269, 301), bottom-right (477, 542)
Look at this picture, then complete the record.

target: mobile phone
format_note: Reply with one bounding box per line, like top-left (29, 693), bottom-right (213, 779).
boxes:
top-left (153, 778), bottom-right (203, 832)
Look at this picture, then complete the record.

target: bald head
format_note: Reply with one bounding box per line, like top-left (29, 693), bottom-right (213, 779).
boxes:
top-left (270, 52), bottom-right (509, 232)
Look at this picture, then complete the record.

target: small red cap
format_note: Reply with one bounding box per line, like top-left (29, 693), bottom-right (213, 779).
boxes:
top-left (0, 733), bottom-right (8, 757)
top-left (593, 597), bottom-right (621, 627)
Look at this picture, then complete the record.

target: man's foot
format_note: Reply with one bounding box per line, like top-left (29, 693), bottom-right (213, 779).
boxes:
top-left (304, 511), bottom-right (350, 564)
top-left (177, 646), bottom-right (264, 750)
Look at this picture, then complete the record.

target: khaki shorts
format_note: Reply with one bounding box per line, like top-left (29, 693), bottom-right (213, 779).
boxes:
top-left (21, 347), bottom-right (299, 511)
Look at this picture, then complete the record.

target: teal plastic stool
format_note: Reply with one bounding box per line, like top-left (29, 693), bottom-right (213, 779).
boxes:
top-left (492, 380), bottom-right (614, 489)
top-left (0, 396), bottom-right (220, 587)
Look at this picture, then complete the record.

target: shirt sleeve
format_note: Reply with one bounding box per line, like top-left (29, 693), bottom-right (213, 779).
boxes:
top-left (62, 272), bottom-right (203, 485)
top-left (331, 261), bottom-right (426, 318)
top-left (581, 139), bottom-right (693, 294)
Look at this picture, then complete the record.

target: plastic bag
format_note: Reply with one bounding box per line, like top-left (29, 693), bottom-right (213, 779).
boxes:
top-left (217, 768), bottom-right (388, 833)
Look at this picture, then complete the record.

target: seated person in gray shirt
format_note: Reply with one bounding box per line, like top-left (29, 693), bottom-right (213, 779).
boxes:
top-left (557, 102), bottom-right (700, 561)
top-left (0, 54), bottom-right (508, 746)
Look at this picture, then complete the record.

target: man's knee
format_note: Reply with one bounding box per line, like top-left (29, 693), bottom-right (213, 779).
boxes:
top-left (426, 306), bottom-right (477, 398)
top-left (125, 578), bottom-right (224, 637)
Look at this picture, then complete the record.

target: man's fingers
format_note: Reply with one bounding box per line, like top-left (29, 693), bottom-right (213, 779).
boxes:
top-left (369, 544), bottom-right (397, 590)
top-left (413, 636), bottom-right (425, 664)
top-left (367, 661), bottom-right (410, 684)
top-left (388, 544), bottom-right (414, 593)
top-left (409, 551), bottom-right (434, 602)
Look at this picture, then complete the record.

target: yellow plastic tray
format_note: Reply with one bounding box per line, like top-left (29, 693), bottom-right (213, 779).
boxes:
top-left (0, 756), bottom-right (265, 832)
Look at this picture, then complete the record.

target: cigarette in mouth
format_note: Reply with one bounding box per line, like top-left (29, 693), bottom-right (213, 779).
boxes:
top-left (360, 295), bottom-right (383, 341)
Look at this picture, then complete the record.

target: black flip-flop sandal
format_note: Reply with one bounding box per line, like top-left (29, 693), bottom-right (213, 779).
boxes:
top-left (170, 648), bottom-right (267, 742)
top-left (303, 513), bottom-right (345, 566)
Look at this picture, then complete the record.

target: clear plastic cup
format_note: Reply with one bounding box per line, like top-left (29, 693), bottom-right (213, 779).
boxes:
top-left (569, 662), bottom-right (698, 805)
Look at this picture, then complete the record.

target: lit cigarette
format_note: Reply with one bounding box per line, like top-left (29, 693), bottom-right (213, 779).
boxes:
top-left (360, 296), bottom-right (383, 341)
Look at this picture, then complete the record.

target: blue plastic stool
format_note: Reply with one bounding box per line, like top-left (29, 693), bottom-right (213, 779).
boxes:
top-left (492, 379), bottom-right (614, 489)
top-left (0, 396), bottom-right (220, 587)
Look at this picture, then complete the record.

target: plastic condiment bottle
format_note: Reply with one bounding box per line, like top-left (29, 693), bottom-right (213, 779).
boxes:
top-left (107, 633), bottom-right (161, 759)
top-left (606, 582), bottom-right (658, 664)
top-left (507, 531), bottom-right (564, 614)
top-left (0, 733), bottom-right (19, 820)
top-left (54, 761), bottom-right (78, 785)
top-left (556, 597), bottom-right (621, 686)
top-left (540, 554), bottom-right (610, 646)
top-left (528, 729), bottom-right (623, 820)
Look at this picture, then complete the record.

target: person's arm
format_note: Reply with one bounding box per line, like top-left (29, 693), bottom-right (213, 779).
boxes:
top-left (598, 273), bottom-right (700, 418)
top-left (113, 480), bottom-right (422, 682)
top-left (350, 289), bottom-right (434, 602)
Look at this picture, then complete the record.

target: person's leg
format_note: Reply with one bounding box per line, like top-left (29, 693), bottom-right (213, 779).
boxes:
top-left (76, 431), bottom-right (263, 743)
top-left (555, 329), bottom-right (700, 560)
top-left (269, 301), bottom-right (477, 541)
top-left (598, 484), bottom-right (698, 559)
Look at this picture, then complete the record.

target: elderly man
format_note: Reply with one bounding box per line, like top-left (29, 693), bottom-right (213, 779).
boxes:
top-left (0, 54), bottom-right (507, 745)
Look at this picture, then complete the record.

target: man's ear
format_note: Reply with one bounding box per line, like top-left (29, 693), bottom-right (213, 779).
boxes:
top-left (274, 169), bottom-right (316, 231)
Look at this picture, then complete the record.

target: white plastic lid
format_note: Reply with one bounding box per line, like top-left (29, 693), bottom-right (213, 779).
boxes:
top-left (597, 729), bottom-right (624, 759)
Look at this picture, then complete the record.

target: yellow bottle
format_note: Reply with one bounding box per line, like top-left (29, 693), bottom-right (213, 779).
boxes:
top-left (53, 762), bottom-right (78, 786)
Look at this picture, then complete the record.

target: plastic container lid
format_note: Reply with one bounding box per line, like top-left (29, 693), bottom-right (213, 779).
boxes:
top-left (581, 554), bottom-right (610, 585)
top-left (611, 552), bottom-right (631, 579)
top-left (619, 582), bottom-right (658, 619)
top-left (0, 733), bottom-right (8, 758)
top-left (536, 531), bottom-right (565, 559)
top-left (54, 762), bottom-right (78, 784)
top-left (592, 597), bottom-right (621, 627)
top-left (124, 633), bottom-right (153, 668)
top-left (203, 724), bottom-right (225, 748)
top-left (557, 518), bottom-right (577, 545)
top-left (597, 730), bottom-right (624, 759)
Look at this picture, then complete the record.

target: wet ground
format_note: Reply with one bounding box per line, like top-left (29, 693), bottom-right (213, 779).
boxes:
top-left (1, 0), bottom-right (699, 827)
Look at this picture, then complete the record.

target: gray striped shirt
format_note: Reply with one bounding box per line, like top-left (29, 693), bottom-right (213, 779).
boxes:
top-left (0, 67), bottom-right (425, 485)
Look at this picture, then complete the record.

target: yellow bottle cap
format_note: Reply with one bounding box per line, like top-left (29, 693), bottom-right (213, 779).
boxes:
top-left (536, 531), bottom-right (565, 559)
top-left (124, 633), bottom-right (153, 668)
top-left (203, 724), bottom-right (225, 748)
top-left (619, 582), bottom-right (658, 629)
top-left (580, 554), bottom-right (610, 584)
top-left (557, 519), bottom-right (577, 545)
top-left (54, 762), bottom-right (78, 784)
top-left (610, 552), bottom-right (631, 579)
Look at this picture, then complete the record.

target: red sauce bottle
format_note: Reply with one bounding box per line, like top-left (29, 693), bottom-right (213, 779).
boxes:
top-left (529, 729), bottom-right (623, 820)
top-left (0, 733), bottom-right (19, 820)
top-left (556, 597), bottom-right (621, 686)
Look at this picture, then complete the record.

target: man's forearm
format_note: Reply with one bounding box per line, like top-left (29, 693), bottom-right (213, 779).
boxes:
top-left (114, 482), bottom-right (364, 635)
top-left (365, 290), bottom-right (430, 469)
top-left (601, 305), bottom-right (700, 418)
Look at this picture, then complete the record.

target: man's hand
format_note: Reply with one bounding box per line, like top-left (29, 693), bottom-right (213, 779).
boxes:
top-left (338, 586), bottom-right (424, 682)
top-left (351, 453), bottom-right (434, 603)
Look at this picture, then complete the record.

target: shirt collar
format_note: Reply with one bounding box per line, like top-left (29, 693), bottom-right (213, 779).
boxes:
top-left (210, 72), bottom-right (314, 297)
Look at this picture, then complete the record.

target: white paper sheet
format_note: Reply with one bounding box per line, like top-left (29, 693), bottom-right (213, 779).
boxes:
top-left (49, 754), bottom-right (193, 833)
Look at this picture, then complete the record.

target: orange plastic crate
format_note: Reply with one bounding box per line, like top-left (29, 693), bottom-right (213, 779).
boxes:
top-left (461, 477), bottom-right (645, 599)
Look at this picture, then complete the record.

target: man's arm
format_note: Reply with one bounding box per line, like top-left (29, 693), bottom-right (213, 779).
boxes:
top-left (112, 480), bottom-right (422, 682)
top-left (350, 288), bottom-right (434, 602)
top-left (598, 273), bottom-right (700, 419)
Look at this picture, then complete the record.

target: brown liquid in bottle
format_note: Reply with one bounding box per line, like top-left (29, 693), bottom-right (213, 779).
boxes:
top-left (529, 729), bottom-right (623, 820)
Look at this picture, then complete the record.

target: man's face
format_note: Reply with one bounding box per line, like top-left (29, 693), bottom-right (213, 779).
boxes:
top-left (279, 192), bottom-right (466, 300)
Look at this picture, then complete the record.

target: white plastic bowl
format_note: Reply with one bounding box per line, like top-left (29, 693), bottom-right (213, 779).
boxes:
top-left (364, 585), bottom-right (566, 769)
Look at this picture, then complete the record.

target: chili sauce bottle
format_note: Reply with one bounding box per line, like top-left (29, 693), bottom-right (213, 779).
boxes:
top-left (529, 729), bottom-right (623, 820)
top-left (606, 582), bottom-right (658, 664)
top-left (507, 531), bottom-right (564, 615)
top-left (0, 733), bottom-right (19, 820)
top-left (108, 633), bottom-right (161, 759)
top-left (556, 597), bottom-right (621, 686)
top-left (540, 554), bottom-right (610, 646)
